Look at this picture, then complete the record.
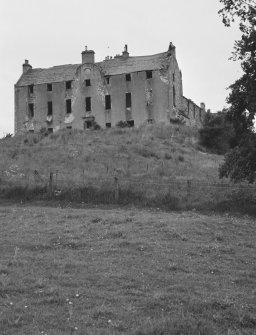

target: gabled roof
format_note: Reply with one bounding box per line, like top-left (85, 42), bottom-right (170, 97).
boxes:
top-left (16, 51), bottom-right (171, 87)
top-left (98, 52), bottom-right (170, 76)
top-left (16, 64), bottom-right (80, 86)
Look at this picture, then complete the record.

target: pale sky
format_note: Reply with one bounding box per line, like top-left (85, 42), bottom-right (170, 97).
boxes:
top-left (0, 0), bottom-right (242, 136)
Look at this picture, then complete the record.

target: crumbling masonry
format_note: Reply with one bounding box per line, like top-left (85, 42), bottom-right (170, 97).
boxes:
top-left (14, 43), bottom-right (206, 133)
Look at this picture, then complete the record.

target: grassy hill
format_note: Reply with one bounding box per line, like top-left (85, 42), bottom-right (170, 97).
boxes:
top-left (1, 124), bottom-right (255, 214)
top-left (0, 124), bottom-right (222, 182)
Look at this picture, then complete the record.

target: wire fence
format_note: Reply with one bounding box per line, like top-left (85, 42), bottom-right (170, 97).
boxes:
top-left (1, 167), bottom-right (256, 214)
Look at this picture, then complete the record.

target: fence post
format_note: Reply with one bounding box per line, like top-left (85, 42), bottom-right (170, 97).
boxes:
top-left (186, 179), bottom-right (192, 209)
top-left (55, 170), bottom-right (58, 190)
top-left (114, 176), bottom-right (119, 202)
top-left (48, 172), bottom-right (54, 197)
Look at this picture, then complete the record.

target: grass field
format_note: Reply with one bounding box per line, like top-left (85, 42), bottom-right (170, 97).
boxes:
top-left (0, 203), bottom-right (255, 334)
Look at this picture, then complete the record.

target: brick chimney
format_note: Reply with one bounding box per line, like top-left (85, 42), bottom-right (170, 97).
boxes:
top-left (81, 46), bottom-right (95, 64)
top-left (23, 59), bottom-right (32, 73)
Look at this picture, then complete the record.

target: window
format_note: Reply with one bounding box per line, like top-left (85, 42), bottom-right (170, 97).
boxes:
top-left (148, 119), bottom-right (153, 124)
top-left (127, 120), bottom-right (134, 127)
top-left (146, 71), bottom-right (152, 79)
top-left (126, 93), bottom-right (132, 108)
top-left (85, 79), bottom-right (91, 87)
top-left (28, 103), bottom-right (34, 118)
top-left (48, 128), bottom-right (53, 133)
top-left (173, 73), bottom-right (175, 82)
top-left (66, 99), bottom-right (72, 114)
top-left (173, 86), bottom-right (176, 107)
top-left (85, 97), bottom-right (91, 112)
top-left (105, 77), bottom-right (110, 85)
top-left (125, 73), bottom-right (131, 81)
top-left (29, 85), bottom-right (34, 94)
top-left (47, 83), bottom-right (52, 91)
top-left (106, 123), bottom-right (111, 128)
top-left (105, 95), bottom-right (111, 109)
top-left (29, 129), bottom-right (34, 133)
top-left (84, 121), bottom-right (92, 129)
top-left (66, 81), bottom-right (72, 90)
top-left (66, 126), bottom-right (72, 129)
top-left (48, 101), bottom-right (53, 115)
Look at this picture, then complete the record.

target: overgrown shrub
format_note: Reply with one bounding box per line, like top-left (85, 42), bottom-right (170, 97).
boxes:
top-left (199, 110), bottom-right (235, 154)
top-left (116, 120), bottom-right (130, 128)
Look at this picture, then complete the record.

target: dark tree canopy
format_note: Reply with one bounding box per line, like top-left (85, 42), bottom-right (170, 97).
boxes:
top-left (218, 0), bottom-right (256, 182)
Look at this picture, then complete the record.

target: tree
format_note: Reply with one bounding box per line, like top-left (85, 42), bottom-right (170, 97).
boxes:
top-left (218, 0), bottom-right (256, 182)
top-left (199, 110), bottom-right (235, 154)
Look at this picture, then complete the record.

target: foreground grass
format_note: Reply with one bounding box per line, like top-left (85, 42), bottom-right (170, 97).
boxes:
top-left (0, 204), bottom-right (255, 334)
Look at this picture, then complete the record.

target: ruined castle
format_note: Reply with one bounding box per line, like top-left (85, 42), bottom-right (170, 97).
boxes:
top-left (14, 43), bottom-right (205, 133)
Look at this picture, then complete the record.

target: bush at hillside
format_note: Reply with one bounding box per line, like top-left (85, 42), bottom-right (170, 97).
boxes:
top-left (199, 110), bottom-right (235, 154)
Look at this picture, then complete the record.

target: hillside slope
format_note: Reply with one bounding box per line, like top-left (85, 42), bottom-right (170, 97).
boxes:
top-left (0, 124), bottom-right (222, 184)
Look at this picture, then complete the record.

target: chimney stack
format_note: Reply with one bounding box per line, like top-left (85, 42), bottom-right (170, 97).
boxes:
top-left (23, 59), bottom-right (32, 73)
top-left (122, 44), bottom-right (129, 59)
top-left (200, 102), bottom-right (206, 111)
top-left (81, 46), bottom-right (95, 64)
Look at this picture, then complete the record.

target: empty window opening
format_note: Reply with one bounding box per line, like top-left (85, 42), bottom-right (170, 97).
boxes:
top-left (47, 101), bottom-right (53, 115)
top-left (29, 85), bottom-right (34, 94)
top-left (126, 93), bottom-right (132, 108)
top-left (48, 128), bottom-right (53, 133)
top-left (173, 86), bottom-right (176, 107)
top-left (127, 120), bottom-right (134, 127)
top-left (126, 73), bottom-right (131, 81)
top-left (85, 79), bottom-right (91, 87)
top-left (84, 121), bottom-right (92, 129)
top-left (105, 77), bottom-right (110, 85)
top-left (146, 71), bottom-right (152, 79)
top-left (105, 95), bottom-right (111, 110)
top-left (47, 83), bottom-right (52, 91)
top-left (106, 122), bottom-right (111, 128)
top-left (66, 99), bottom-right (72, 114)
top-left (28, 103), bottom-right (34, 118)
top-left (85, 97), bottom-right (91, 112)
top-left (66, 81), bottom-right (72, 90)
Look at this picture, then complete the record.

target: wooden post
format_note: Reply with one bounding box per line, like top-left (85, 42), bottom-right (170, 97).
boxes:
top-left (48, 172), bottom-right (53, 197)
top-left (186, 179), bottom-right (192, 209)
top-left (55, 170), bottom-right (58, 190)
top-left (114, 176), bottom-right (119, 201)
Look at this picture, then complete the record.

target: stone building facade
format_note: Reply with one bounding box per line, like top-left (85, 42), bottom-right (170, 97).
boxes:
top-left (14, 43), bottom-right (205, 134)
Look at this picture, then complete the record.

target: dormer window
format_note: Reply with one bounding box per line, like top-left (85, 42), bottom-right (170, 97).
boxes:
top-left (66, 81), bottom-right (72, 90)
top-left (146, 71), bottom-right (152, 79)
top-left (47, 83), bottom-right (52, 91)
